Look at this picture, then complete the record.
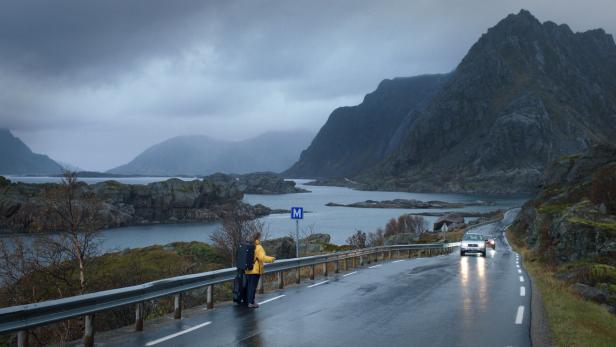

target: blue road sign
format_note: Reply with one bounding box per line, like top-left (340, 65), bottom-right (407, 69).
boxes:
top-left (291, 207), bottom-right (304, 220)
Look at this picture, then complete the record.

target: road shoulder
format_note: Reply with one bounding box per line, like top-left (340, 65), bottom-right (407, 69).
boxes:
top-left (529, 273), bottom-right (553, 347)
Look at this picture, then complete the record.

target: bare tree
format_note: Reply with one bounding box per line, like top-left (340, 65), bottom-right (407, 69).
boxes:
top-left (346, 230), bottom-right (367, 249)
top-left (0, 171), bottom-right (104, 344)
top-left (39, 171), bottom-right (103, 294)
top-left (210, 209), bottom-right (265, 266)
top-left (367, 228), bottom-right (385, 247)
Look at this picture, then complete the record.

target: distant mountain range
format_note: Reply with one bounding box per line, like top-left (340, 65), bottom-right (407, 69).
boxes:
top-left (109, 130), bottom-right (314, 176)
top-left (0, 129), bottom-right (62, 175)
top-left (286, 10), bottom-right (616, 194)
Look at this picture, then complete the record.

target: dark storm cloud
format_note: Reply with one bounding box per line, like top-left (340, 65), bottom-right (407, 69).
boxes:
top-left (0, 0), bottom-right (213, 82)
top-left (1, 0), bottom-right (615, 170)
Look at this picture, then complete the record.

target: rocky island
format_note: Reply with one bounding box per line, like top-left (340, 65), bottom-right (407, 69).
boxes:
top-left (325, 198), bottom-right (494, 209)
top-left (0, 173), bottom-right (295, 233)
top-left (230, 172), bottom-right (309, 194)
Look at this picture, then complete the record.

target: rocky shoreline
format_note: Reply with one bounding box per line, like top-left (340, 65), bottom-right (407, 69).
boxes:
top-left (0, 173), bottom-right (295, 234)
top-left (325, 198), bottom-right (494, 209)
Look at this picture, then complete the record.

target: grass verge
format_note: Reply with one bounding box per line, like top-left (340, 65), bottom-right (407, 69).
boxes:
top-left (507, 230), bottom-right (616, 346)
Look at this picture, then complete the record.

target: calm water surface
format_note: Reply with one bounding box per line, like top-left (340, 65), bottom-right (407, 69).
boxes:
top-left (4, 177), bottom-right (528, 251)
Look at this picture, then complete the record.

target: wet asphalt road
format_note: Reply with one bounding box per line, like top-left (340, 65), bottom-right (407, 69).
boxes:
top-left (92, 209), bottom-right (530, 347)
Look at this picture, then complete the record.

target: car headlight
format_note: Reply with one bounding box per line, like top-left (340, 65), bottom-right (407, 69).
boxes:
top-left (479, 243), bottom-right (485, 248)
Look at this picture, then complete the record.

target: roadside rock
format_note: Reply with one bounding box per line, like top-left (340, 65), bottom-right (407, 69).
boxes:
top-left (262, 233), bottom-right (333, 258)
top-left (570, 283), bottom-right (608, 303)
top-left (384, 233), bottom-right (419, 245)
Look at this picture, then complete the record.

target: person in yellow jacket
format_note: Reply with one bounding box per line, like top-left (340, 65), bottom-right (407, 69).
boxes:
top-left (245, 231), bottom-right (275, 308)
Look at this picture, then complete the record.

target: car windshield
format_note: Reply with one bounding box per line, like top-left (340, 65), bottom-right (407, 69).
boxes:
top-left (463, 233), bottom-right (484, 241)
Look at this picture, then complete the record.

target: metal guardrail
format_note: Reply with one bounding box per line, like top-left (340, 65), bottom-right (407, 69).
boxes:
top-left (0, 242), bottom-right (459, 346)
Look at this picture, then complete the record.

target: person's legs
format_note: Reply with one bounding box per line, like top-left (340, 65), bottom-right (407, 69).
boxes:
top-left (246, 274), bottom-right (261, 306)
top-left (240, 272), bottom-right (248, 305)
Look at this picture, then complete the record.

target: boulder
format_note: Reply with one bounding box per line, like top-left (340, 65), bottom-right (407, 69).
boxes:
top-left (570, 283), bottom-right (608, 303)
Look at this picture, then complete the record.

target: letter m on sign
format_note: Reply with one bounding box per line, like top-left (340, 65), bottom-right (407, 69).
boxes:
top-left (291, 207), bottom-right (303, 220)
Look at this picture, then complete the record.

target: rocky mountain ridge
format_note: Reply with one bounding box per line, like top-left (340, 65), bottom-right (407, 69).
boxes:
top-left (285, 74), bottom-right (449, 178)
top-left (287, 10), bottom-right (616, 195)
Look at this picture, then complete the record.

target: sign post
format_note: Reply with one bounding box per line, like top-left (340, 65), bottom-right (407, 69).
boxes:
top-left (291, 207), bottom-right (303, 258)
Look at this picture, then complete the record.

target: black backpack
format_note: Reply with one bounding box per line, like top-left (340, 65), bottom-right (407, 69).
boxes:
top-left (236, 242), bottom-right (256, 272)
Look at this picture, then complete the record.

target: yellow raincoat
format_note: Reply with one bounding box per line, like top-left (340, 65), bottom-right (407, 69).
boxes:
top-left (245, 240), bottom-right (274, 275)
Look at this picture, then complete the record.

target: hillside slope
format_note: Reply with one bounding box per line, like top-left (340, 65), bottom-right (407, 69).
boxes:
top-left (285, 74), bottom-right (449, 178)
top-left (109, 130), bottom-right (313, 176)
top-left (0, 129), bottom-right (62, 175)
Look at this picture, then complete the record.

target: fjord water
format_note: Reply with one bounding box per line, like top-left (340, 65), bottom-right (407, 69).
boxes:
top-left (244, 180), bottom-right (527, 244)
top-left (4, 177), bottom-right (527, 252)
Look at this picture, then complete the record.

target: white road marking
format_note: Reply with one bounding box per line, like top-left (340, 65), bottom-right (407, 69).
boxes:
top-left (392, 260), bottom-right (405, 263)
top-left (518, 269), bottom-right (522, 274)
top-left (258, 295), bottom-right (286, 305)
top-left (343, 271), bottom-right (358, 277)
top-left (308, 280), bottom-right (329, 288)
top-left (516, 265), bottom-right (520, 268)
top-left (515, 306), bottom-right (525, 324)
top-left (520, 286), bottom-right (526, 296)
top-left (519, 276), bottom-right (524, 282)
top-left (369, 265), bottom-right (382, 269)
top-left (145, 321), bottom-right (212, 346)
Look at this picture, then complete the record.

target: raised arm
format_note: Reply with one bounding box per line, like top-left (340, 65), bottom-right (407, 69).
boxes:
top-left (256, 245), bottom-right (275, 263)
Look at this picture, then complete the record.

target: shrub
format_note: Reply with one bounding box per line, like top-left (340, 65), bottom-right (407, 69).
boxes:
top-left (384, 215), bottom-right (427, 237)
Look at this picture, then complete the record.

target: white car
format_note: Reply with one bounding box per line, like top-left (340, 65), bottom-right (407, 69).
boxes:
top-left (460, 233), bottom-right (486, 257)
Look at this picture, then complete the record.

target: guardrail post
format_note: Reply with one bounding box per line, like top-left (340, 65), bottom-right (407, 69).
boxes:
top-left (408, 249), bottom-right (412, 258)
top-left (310, 265), bottom-right (315, 280)
top-left (135, 302), bottom-right (144, 331)
top-left (323, 262), bottom-right (328, 277)
top-left (296, 267), bottom-right (301, 284)
top-left (83, 314), bottom-right (95, 347)
top-left (174, 293), bottom-right (182, 319)
top-left (380, 251), bottom-right (384, 261)
top-left (359, 255), bottom-right (364, 266)
top-left (207, 285), bottom-right (214, 309)
top-left (258, 276), bottom-right (265, 294)
top-left (335, 259), bottom-right (339, 273)
top-left (277, 271), bottom-right (284, 289)
top-left (17, 330), bottom-right (28, 347)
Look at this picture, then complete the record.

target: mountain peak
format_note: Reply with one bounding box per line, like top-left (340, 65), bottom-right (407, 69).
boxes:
top-left (485, 9), bottom-right (543, 39)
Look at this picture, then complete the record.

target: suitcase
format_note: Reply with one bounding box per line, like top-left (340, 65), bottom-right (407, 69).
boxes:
top-left (232, 270), bottom-right (244, 303)
top-left (233, 270), bottom-right (249, 304)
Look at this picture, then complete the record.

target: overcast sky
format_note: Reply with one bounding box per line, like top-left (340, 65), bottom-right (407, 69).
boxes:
top-left (1, 0), bottom-right (615, 171)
